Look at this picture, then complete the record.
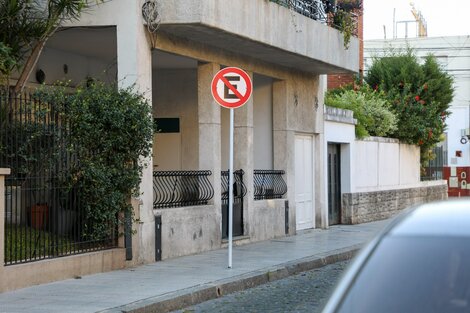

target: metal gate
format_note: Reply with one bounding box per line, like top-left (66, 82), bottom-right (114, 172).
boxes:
top-left (221, 170), bottom-right (246, 239)
top-left (328, 144), bottom-right (341, 225)
top-left (422, 145), bottom-right (444, 181)
top-left (1, 92), bottom-right (117, 265)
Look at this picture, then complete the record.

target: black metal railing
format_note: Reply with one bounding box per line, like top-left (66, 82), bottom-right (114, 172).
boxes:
top-left (1, 92), bottom-right (116, 266)
top-left (153, 170), bottom-right (214, 209)
top-left (422, 145), bottom-right (445, 181)
top-left (254, 170), bottom-right (287, 200)
top-left (221, 170), bottom-right (247, 201)
top-left (221, 170), bottom-right (246, 238)
top-left (270, 0), bottom-right (360, 36)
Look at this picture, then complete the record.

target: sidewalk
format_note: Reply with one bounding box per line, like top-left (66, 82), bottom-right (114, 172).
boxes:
top-left (0, 219), bottom-right (391, 313)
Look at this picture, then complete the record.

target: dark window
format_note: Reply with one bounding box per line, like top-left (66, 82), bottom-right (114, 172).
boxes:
top-left (154, 118), bottom-right (180, 133)
top-left (337, 236), bottom-right (470, 313)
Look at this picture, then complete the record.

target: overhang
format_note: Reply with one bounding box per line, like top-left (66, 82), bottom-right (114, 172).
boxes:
top-left (155, 0), bottom-right (359, 75)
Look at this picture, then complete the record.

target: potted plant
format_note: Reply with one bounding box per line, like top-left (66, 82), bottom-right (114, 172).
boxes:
top-left (332, 8), bottom-right (357, 48)
top-left (337, 0), bottom-right (362, 11)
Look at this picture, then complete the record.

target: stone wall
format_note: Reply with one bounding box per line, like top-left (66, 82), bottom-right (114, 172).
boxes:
top-left (342, 182), bottom-right (448, 224)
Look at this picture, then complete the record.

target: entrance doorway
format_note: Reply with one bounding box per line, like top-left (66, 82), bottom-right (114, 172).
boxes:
top-left (295, 135), bottom-right (314, 230)
top-left (328, 144), bottom-right (341, 225)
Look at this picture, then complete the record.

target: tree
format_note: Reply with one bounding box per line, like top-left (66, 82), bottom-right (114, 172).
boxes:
top-left (0, 0), bottom-right (101, 92)
top-left (365, 51), bottom-right (454, 167)
top-left (0, 42), bottom-right (15, 84)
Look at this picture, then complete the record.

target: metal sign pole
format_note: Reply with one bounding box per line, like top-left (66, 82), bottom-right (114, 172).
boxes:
top-left (228, 108), bottom-right (234, 268)
top-left (211, 67), bottom-right (252, 269)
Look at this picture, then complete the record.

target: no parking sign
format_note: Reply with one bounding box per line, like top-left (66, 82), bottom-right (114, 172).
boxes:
top-left (211, 67), bottom-right (252, 269)
top-left (211, 67), bottom-right (252, 109)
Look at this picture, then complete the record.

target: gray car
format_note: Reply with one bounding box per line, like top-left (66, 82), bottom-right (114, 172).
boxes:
top-left (322, 200), bottom-right (470, 313)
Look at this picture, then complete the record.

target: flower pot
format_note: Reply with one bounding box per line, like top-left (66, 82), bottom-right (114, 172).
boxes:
top-left (31, 204), bottom-right (48, 230)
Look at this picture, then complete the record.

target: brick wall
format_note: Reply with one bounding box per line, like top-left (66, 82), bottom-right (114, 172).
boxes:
top-left (327, 8), bottom-right (364, 89)
top-left (443, 166), bottom-right (470, 197)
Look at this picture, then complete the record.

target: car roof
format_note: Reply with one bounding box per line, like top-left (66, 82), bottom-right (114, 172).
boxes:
top-left (388, 200), bottom-right (470, 238)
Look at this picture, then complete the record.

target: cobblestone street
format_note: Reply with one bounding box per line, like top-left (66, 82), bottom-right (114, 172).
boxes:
top-left (173, 260), bottom-right (349, 313)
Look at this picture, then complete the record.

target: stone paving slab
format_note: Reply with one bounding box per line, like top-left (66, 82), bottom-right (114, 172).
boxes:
top-left (0, 219), bottom-right (390, 313)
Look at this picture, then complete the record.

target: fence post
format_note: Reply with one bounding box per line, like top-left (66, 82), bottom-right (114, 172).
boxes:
top-left (0, 169), bottom-right (11, 275)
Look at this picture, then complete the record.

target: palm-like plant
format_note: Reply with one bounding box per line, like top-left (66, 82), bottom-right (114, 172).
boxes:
top-left (0, 0), bottom-right (101, 92)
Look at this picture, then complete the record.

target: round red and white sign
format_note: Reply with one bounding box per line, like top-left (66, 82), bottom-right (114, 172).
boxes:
top-left (211, 67), bottom-right (252, 109)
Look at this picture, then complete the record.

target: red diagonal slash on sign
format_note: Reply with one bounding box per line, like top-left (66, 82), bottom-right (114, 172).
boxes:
top-left (211, 67), bottom-right (253, 109)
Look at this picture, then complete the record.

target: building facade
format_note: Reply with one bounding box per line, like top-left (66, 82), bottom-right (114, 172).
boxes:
top-left (1, 0), bottom-right (361, 291)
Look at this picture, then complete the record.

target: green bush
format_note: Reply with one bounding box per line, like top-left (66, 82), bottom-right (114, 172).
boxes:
top-left (365, 51), bottom-right (454, 166)
top-left (35, 83), bottom-right (154, 240)
top-left (325, 88), bottom-right (397, 138)
top-left (0, 42), bottom-right (15, 82)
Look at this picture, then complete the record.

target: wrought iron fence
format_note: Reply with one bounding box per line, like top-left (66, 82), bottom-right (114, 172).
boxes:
top-left (221, 170), bottom-right (246, 201)
top-left (254, 170), bottom-right (287, 200)
top-left (153, 170), bottom-right (214, 209)
top-left (221, 170), bottom-right (246, 238)
top-left (422, 145), bottom-right (445, 181)
top-left (1, 92), bottom-right (117, 265)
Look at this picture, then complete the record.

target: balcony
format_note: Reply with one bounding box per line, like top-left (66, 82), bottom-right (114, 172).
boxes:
top-left (152, 0), bottom-right (359, 74)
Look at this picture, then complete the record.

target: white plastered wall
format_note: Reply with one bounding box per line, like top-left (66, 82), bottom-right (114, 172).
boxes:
top-left (353, 138), bottom-right (420, 192)
top-left (153, 69), bottom-right (198, 170)
top-left (34, 47), bottom-right (116, 86)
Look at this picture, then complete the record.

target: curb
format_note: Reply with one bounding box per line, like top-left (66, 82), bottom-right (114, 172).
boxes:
top-left (100, 244), bottom-right (361, 313)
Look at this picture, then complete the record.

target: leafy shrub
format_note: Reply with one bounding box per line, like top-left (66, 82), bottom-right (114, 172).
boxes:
top-left (35, 83), bottom-right (154, 240)
top-left (325, 88), bottom-right (397, 138)
top-left (0, 42), bottom-right (15, 81)
top-left (365, 51), bottom-right (454, 166)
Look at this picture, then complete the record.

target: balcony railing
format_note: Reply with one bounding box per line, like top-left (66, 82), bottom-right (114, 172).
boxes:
top-left (270, 0), bottom-right (359, 36)
top-left (153, 171), bottom-right (214, 209)
top-left (254, 170), bottom-right (287, 200)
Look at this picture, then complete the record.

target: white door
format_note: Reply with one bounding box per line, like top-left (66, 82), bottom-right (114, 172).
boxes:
top-left (295, 135), bottom-right (314, 230)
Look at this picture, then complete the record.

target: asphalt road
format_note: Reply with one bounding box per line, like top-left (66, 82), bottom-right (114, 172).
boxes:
top-left (173, 260), bottom-right (349, 313)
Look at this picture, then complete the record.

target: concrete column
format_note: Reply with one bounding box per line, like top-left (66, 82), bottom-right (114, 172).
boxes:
top-left (197, 62), bottom-right (222, 238)
top-left (317, 75), bottom-right (328, 229)
top-left (116, 3), bottom-right (154, 263)
top-left (273, 80), bottom-right (296, 235)
top-left (0, 168), bottom-right (10, 282)
top-left (234, 72), bottom-right (254, 237)
top-left (316, 133), bottom-right (327, 229)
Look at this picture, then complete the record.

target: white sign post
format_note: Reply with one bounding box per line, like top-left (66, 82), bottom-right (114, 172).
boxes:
top-left (211, 67), bottom-right (252, 268)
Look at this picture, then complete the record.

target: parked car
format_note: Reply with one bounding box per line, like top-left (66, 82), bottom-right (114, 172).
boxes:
top-left (322, 200), bottom-right (470, 313)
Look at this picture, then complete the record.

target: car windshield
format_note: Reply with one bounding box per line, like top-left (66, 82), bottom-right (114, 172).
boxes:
top-left (336, 236), bottom-right (470, 313)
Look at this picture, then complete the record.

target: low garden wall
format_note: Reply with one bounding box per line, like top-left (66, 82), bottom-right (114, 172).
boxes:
top-left (155, 205), bottom-right (222, 260)
top-left (249, 199), bottom-right (287, 242)
top-left (342, 181), bottom-right (448, 224)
